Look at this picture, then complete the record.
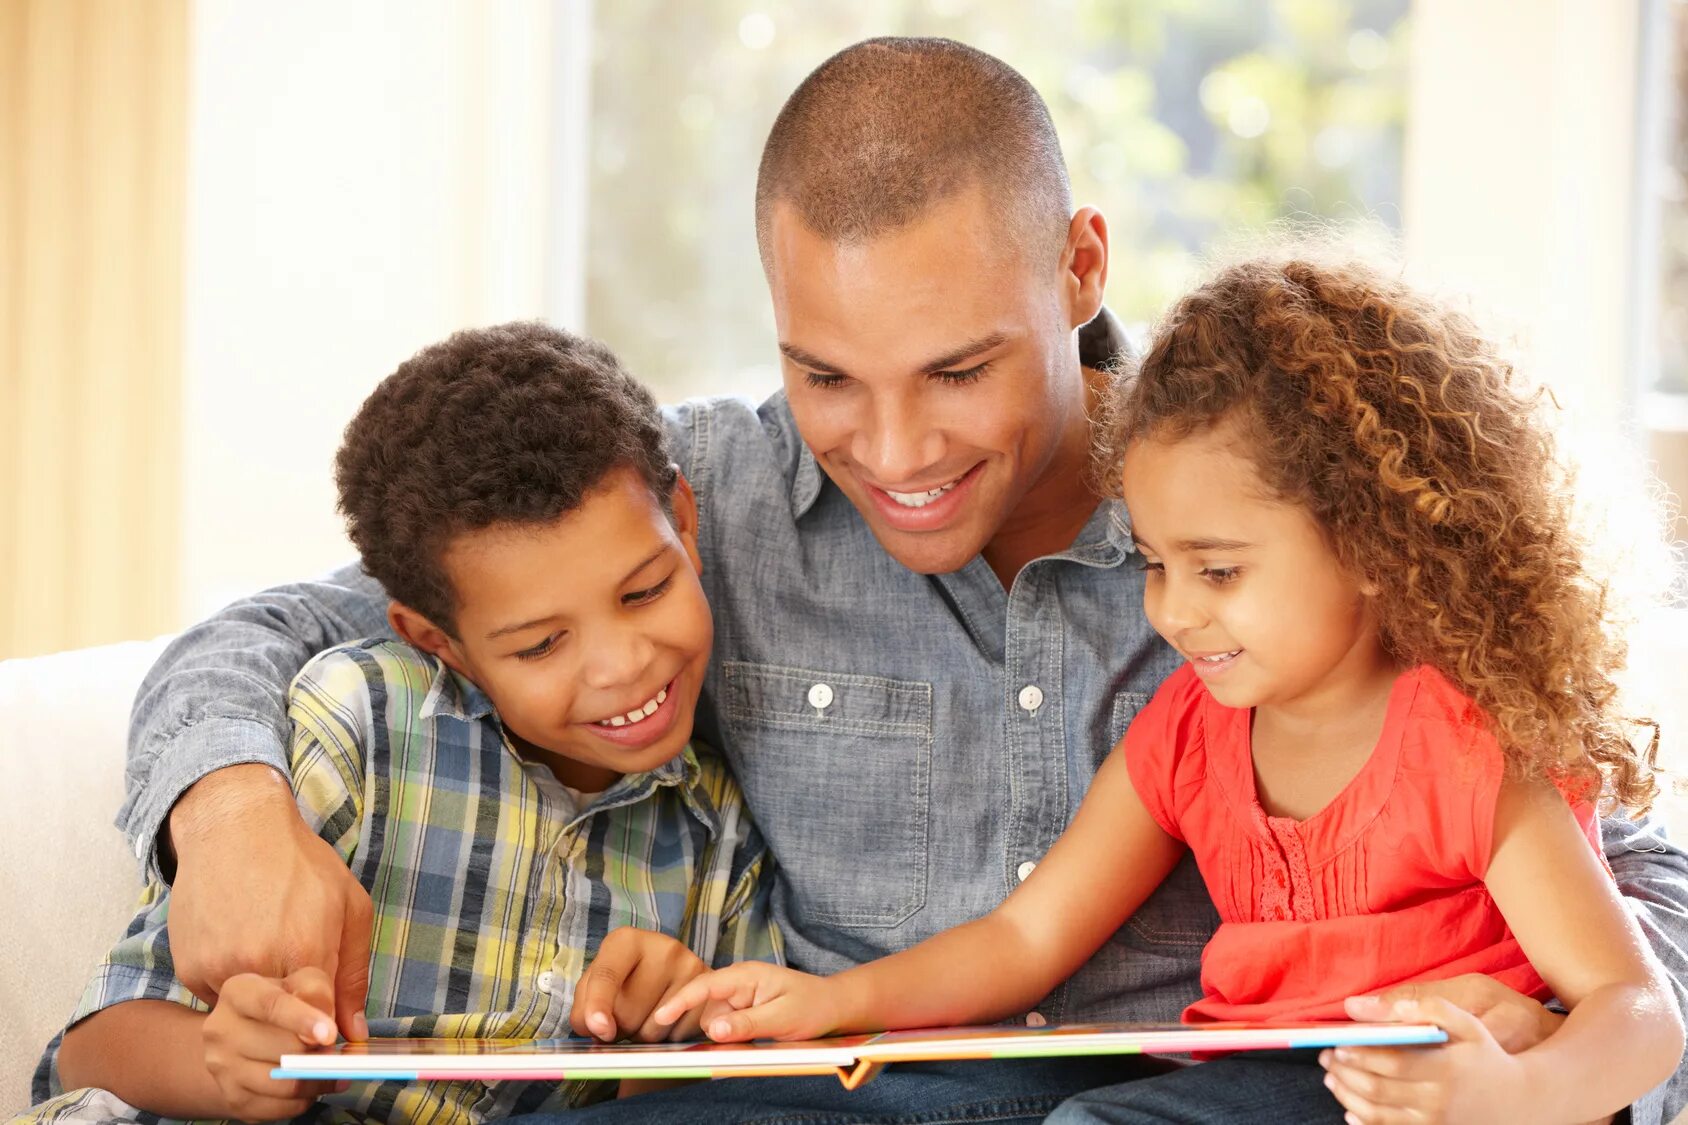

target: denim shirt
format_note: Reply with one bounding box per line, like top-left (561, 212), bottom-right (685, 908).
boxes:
top-left (120, 313), bottom-right (1688, 1123)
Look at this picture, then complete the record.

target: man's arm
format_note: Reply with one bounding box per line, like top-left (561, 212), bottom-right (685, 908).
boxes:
top-left (1603, 811), bottom-right (1688, 1125)
top-left (118, 561), bottom-right (386, 1035)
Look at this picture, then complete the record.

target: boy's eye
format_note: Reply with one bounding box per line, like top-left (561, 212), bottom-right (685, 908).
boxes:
top-left (1201, 567), bottom-right (1241, 585)
top-left (515, 634), bottom-right (562, 661)
top-left (804, 371), bottom-right (848, 389)
top-left (624, 575), bottom-right (674, 605)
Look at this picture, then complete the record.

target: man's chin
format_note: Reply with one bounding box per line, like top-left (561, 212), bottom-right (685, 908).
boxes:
top-left (865, 522), bottom-right (991, 576)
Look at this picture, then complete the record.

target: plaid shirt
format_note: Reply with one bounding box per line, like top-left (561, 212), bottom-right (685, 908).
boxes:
top-left (26, 639), bottom-right (780, 1124)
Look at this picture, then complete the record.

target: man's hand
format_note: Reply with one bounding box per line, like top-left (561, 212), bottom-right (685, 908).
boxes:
top-left (1344, 974), bottom-right (1563, 1053)
top-left (201, 967), bottom-right (346, 1122)
top-left (1321, 997), bottom-right (1527, 1124)
top-left (569, 927), bottom-right (711, 1043)
top-left (167, 764), bottom-right (373, 1041)
top-left (652, 962), bottom-right (846, 1043)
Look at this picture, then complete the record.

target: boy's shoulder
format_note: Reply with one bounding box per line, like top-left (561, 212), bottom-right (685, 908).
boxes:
top-left (291, 638), bottom-right (472, 735)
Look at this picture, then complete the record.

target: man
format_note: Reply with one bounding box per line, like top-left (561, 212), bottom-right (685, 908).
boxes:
top-left (117, 38), bottom-right (1688, 1124)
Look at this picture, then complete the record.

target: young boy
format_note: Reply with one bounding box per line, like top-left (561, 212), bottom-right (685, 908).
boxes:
top-left (23, 323), bottom-right (781, 1123)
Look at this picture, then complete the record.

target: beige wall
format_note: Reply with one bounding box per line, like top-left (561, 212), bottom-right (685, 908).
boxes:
top-left (0, 1), bottom-right (190, 659)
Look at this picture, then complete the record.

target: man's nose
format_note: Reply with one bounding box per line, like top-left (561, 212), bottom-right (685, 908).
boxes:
top-left (852, 395), bottom-right (942, 484)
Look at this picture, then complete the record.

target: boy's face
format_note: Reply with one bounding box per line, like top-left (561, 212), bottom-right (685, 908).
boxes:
top-left (395, 466), bottom-right (712, 793)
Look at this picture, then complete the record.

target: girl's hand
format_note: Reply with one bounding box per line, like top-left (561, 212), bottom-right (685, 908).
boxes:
top-left (651, 962), bottom-right (847, 1042)
top-left (570, 927), bottom-right (711, 1043)
top-left (1319, 997), bottom-right (1525, 1124)
top-left (202, 968), bottom-right (345, 1121)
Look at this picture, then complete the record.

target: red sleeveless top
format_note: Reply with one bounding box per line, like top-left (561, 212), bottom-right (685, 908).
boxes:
top-left (1122, 663), bottom-right (1602, 1023)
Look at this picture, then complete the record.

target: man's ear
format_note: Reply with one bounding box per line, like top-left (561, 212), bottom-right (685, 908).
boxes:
top-left (670, 470), bottom-right (702, 575)
top-left (1061, 206), bottom-right (1109, 332)
top-left (388, 602), bottom-right (470, 677)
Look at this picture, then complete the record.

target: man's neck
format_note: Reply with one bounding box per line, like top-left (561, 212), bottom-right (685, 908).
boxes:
top-left (980, 366), bottom-right (1105, 588)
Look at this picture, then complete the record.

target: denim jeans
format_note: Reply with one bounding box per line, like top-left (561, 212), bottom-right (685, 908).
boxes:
top-left (1045, 1051), bottom-right (1343, 1125)
top-left (502, 1056), bottom-right (1177, 1125)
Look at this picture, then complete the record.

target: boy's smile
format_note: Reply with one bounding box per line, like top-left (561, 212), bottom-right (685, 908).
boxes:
top-left (392, 467), bottom-right (712, 793)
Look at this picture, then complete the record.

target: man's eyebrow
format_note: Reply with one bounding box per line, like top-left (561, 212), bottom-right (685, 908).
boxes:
top-left (778, 333), bottom-right (1010, 378)
top-left (486, 547), bottom-right (671, 641)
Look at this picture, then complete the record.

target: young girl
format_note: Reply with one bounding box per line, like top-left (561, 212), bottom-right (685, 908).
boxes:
top-left (653, 254), bottom-right (1684, 1123)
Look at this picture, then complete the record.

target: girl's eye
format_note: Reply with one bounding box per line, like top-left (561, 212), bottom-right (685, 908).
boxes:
top-left (1202, 567), bottom-right (1241, 585)
top-left (934, 363), bottom-right (989, 386)
top-left (1136, 559), bottom-right (1164, 574)
top-left (625, 575), bottom-right (674, 605)
top-left (515, 634), bottom-right (561, 661)
top-left (804, 371), bottom-right (848, 389)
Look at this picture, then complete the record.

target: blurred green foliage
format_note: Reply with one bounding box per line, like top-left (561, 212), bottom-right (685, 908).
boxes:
top-left (585, 0), bottom-right (1409, 402)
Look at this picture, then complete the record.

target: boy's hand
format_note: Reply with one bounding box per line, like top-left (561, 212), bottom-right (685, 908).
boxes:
top-left (570, 927), bottom-right (711, 1043)
top-left (202, 967), bottom-right (346, 1122)
top-left (652, 962), bottom-right (846, 1043)
top-left (1320, 997), bottom-right (1527, 1124)
top-left (169, 764), bottom-right (374, 1043)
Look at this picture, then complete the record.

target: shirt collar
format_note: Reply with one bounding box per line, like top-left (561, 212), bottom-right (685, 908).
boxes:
top-left (419, 662), bottom-right (497, 723)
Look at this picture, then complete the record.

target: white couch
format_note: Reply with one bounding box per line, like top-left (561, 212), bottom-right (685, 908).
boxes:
top-left (0, 637), bottom-right (171, 1114)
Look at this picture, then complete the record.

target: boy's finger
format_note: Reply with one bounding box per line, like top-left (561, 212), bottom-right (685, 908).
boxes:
top-left (284, 966), bottom-right (336, 1016)
top-left (225, 974), bottom-right (337, 1046)
top-left (572, 945), bottom-right (642, 1040)
top-left (703, 993), bottom-right (805, 1043)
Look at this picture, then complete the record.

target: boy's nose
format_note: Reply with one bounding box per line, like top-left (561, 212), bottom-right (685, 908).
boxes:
top-left (581, 629), bottom-right (656, 690)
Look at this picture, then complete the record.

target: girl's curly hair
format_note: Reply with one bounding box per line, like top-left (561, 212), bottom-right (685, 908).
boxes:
top-left (1098, 252), bottom-right (1661, 812)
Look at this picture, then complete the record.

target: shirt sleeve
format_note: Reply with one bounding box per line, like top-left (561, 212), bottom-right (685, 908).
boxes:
top-left (285, 650), bottom-right (375, 863)
top-left (119, 561), bottom-right (391, 883)
top-left (712, 840), bottom-right (784, 969)
top-left (1120, 664), bottom-right (1206, 843)
top-left (1602, 812), bottom-right (1688, 1125)
top-left (30, 882), bottom-right (206, 1103)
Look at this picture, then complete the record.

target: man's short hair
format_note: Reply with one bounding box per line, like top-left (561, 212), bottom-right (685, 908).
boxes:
top-left (756, 37), bottom-right (1073, 270)
top-left (335, 322), bottom-right (676, 635)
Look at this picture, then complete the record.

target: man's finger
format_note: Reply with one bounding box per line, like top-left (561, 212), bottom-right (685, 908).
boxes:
top-left (335, 883), bottom-right (374, 1042)
top-left (1388, 997), bottom-right (1489, 1043)
top-left (223, 974), bottom-right (337, 1046)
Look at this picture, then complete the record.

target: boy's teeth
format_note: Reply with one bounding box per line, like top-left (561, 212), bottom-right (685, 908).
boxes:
top-left (886, 478), bottom-right (960, 508)
top-left (596, 686), bottom-right (669, 728)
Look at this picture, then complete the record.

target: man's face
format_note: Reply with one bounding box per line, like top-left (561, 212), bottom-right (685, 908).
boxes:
top-left (765, 186), bottom-right (1098, 575)
top-left (428, 468), bottom-right (713, 793)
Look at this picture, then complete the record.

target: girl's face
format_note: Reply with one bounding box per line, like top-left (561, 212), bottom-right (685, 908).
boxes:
top-left (1121, 420), bottom-right (1392, 716)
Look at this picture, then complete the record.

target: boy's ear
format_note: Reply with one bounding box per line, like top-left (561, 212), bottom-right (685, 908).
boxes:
top-left (670, 469), bottom-right (702, 574)
top-left (388, 602), bottom-right (470, 677)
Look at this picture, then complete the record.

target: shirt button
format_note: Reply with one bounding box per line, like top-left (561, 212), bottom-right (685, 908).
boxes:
top-left (1017, 684), bottom-right (1044, 712)
top-left (537, 971), bottom-right (555, 993)
top-left (1026, 1011), bottom-right (1048, 1028)
top-left (1016, 860), bottom-right (1037, 882)
top-left (808, 683), bottom-right (834, 710)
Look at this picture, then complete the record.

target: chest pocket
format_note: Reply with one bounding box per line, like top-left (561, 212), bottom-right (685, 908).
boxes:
top-left (1104, 690), bottom-right (1150, 766)
top-left (720, 662), bottom-right (932, 928)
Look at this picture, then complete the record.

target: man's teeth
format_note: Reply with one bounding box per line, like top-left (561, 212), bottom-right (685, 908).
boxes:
top-left (595, 687), bottom-right (668, 728)
top-left (1199, 651), bottom-right (1241, 663)
top-left (886, 478), bottom-right (961, 508)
